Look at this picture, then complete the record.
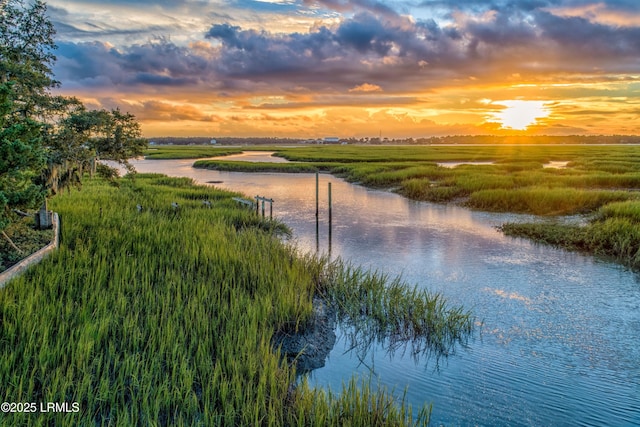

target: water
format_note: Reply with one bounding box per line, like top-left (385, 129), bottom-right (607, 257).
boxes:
top-left (206, 151), bottom-right (289, 163)
top-left (128, 158), bottom-right (640, 426)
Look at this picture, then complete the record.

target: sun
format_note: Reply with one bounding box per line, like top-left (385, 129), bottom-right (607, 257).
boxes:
top-left (490, 100), bottom-right (550, 130)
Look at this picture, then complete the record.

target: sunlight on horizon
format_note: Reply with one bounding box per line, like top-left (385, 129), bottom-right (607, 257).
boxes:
top-left (491, 100), bottom-right (550, 130)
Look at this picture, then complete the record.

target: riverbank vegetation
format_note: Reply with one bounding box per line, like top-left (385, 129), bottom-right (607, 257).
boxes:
top-left (0, 174), bottom-right (472, 426)
top-left (501, 200), bottom-right (640, 270)
top-left (190, 145), bottom-right (640, 215)
top-left (184, 144), bottom-right (640, 269)
top-left (145, 146), bottom-right (245, 159)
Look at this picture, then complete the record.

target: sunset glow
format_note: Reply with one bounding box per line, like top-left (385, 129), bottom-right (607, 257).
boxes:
top-left (491, 101), bottom-right (551, 131)
top-left (44, 0), bottom-right (640, 137)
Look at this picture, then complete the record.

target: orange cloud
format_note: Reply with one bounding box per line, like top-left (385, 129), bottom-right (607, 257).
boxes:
top-left (349, 83), bottom-right (383, 93)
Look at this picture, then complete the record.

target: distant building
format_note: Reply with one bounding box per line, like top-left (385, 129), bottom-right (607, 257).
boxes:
top-left (210, 139), bottom-right (217, 145)
top-left (323, 137), bottom-right (340, 144)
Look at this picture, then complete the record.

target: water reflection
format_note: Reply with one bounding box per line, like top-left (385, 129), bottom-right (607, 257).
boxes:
top-left (206, 151), bottom-right (289, 163)
top-left (126, 159), bottom-right (640, 427)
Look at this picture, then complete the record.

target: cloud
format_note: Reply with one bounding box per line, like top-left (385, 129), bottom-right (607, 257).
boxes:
top-left (302, 0), bottom-right (401, 19)
top-left (349, 83), bottom-right (383, 92)
top-left (48, 0), bottom-right (640, 136)
top-left (54, 4), bottom-right (640, 97)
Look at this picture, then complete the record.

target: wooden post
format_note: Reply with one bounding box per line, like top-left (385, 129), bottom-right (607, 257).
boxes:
top-left (328, 182), bottom-right (332, 225)
top-left (254, 196), bottom-right (274, 218)
top-left (315, 172), bottom-right (319, 218)
top-left (315, 216), bottom-right (319, 253)
top-left (328, 182), bottom-right (332, 256)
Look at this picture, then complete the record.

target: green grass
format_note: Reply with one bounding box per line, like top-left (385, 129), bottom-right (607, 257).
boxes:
top-left (194, 159), bottom-right (321, 173)
top-left (466, 187), bottom-right (632, 215)
top-left (501, 200), bottom-right (640, 269)
top-left (0, 174), bottom-right (472, 426)
top-left (144, 146), bottom-right (245, 159)
top-left (181, 143), bottom-right (640, 269)
top-left (188, 144), bottom-right (640, 216)
top-left (318, 260), bottom-right (473, 360)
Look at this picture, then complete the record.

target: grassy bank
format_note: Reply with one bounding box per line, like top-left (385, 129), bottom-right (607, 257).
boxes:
top-left (184, 144), bottom-right (640, 269)
top-left (194, 159), bottom-right (322, 173)
top-left (144, 146), bottom-right (245, 159)
top-left (0, 174), bottom-right (472, 426)
top-left (501, 200), bottom-right (640, 270)
top-left (189, 145), bottom-right (640, 216)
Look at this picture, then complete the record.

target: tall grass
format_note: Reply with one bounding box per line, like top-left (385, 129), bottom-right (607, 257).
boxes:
top-left (0, 175), bottom-right (471, 426)
top-left (184, 144), bottom-right (640, 269)
top-left (144, 146), bottom-right (244, 159)
top-left (188, 144), bottom-right (640, 216)
top-left (194, 160), bottom-right (320, 173)
top-left (501, 199), bottom-right (640, 269)
top-left (316, 260), bottom-right (473, 361)
top-left (466, 187), bottom-right (632, 215)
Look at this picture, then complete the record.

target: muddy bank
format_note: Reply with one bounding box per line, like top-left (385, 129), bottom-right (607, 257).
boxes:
top-left (273, 296), bottom-right (336, 373)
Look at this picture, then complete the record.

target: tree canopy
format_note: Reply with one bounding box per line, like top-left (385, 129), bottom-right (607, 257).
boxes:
top-left (0, 0), bottom-right (147, 230)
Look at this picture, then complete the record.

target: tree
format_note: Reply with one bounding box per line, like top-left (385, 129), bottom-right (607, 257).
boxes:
top-left (0, 0), bottom-right (55, 229)
top-left (0, 0), bottom-right (58, 119)
top-left (46, 108), bottom-right (147, 193)
top-left (0, 82), bottom-right (46, 230)
top-left (0, 0), bottom-right (147, 232)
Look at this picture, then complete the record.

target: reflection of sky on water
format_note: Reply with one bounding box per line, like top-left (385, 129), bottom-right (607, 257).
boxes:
top-left (128, 159), bottom-right (640, 427)
top-left (205, 151), bottom-right (289, 163)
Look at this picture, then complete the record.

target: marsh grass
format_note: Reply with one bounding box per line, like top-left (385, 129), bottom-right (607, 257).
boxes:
top-left (315, 259), bottom-right (473, 362)
top-left (189, 145), bottom-right (640, 216)
top-left (290, 377), bottom-right (431, 426)
top-left (0, 174), bottom-right (471, 426)
top-left (466, 187), bottom-right (632, 215)
top-left (193, 160), bottom-right (320, 173)
top-left (184, 144), bottom-right (640, 269)
top-left (144, 146), bottom-right (244, 159)
top-left (502, 199), bottom-right (640, 269)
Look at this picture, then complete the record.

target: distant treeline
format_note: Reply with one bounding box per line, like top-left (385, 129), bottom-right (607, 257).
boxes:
top-left (149, 135), bottom-right (640, 145)
top-left (149, 137), bottom-right (298, 145)
top-left (414, 135), bottom-right (640, 145)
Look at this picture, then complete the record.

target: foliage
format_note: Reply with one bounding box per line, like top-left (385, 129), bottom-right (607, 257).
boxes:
top-left (0, 0), bottom-right (55, 228)
top-left (0, 83), bottom-right (46, 228)
top-left (45, 108), bottom-right (147, 193)
top-left (0, 0), bottom-right (146, 231)
top-left (0, 0), bottom-right (58, 118)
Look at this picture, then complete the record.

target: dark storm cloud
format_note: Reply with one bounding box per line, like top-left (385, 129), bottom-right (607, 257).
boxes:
top-left (535, 10), bottom-right (640, 58)
top-left (55, 39), bottom-right (212, 89)
top-left (203, 12), bottom-right (453, 80)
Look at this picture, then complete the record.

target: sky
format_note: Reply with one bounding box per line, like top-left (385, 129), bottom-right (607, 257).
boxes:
top-left (45, 0), bottom-right (640, 138)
